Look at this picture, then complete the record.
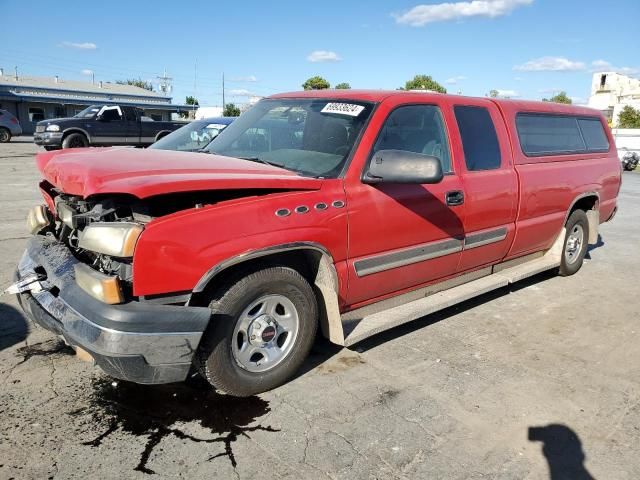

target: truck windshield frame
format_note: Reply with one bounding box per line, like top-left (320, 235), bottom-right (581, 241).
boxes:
top-left (74, 105), bottom-right (101, 119)
top-left (205, 98), bottom-right (375, 178)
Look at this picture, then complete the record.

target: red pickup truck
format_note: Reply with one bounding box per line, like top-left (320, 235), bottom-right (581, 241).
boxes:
top-left (12, 90), bottom-right (620, 396)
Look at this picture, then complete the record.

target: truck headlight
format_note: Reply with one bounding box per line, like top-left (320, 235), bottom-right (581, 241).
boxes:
top-left (78, 222), bottom-right (143, 257)
top-left (45, 124), bottom-right (60, 132)
top-left (27, 205), bottom-right (50, 234)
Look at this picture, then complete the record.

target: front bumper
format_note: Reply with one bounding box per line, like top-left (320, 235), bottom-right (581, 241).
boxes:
top-left (33, 132), bottom-right (63, 146)
top-left (14, 235), bottom-right (212, 384)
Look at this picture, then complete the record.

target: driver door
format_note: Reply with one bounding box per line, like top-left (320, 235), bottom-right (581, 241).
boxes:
top-left (344, 100), bottom-right (466, 307)
top-left (95, 106), bottom-right (127, 145)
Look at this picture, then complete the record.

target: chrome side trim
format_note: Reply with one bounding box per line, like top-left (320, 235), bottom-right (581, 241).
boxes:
top-left (354, 238), bottom-right (463, 277)
top-left (464, 227), bottom-right (508, 250)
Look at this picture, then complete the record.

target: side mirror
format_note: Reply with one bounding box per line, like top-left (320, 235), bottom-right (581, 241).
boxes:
top-left (96, 114), bottom-right (106, 121)
top-left (363, 149), bottom-right (444, 184)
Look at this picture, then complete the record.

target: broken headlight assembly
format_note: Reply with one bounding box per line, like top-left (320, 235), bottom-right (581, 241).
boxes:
top-left (78, 222), bottom-right (143, 257)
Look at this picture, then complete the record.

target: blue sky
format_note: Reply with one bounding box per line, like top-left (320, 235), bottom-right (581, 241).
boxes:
top-left (1, 0), bottom-right (638, 106)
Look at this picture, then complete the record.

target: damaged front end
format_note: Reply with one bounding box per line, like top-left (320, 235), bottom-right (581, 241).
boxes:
top-left (11, 183), bottom-right (246, 384)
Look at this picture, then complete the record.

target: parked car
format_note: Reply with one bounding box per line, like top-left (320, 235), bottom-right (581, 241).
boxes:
top-left (33, 105), bottom-right (184, 150)
top-left (12, 90), bottom-right (621, 397)
top-left (149, 117), bottom-right (234, 152)
top-left (0, 109), bottom-right (23, 142)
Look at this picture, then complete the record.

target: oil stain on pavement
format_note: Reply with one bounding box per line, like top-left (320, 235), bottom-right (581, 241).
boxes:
top-left (15, 338), bottom-right (74, 364)
top-left (83, 377), bottom-right (279, 475)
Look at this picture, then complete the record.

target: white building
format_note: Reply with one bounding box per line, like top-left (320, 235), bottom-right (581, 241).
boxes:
top-left (588, 72), bottom-right (640, 126)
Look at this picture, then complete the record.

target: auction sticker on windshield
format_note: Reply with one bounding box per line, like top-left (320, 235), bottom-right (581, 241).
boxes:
top-left (321, 103), bottom-right (365, 117)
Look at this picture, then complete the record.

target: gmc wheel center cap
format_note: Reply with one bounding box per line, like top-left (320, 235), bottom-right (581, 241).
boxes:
top-left (261, 326), bottom-right (277, 342)
top-left (249, 315), bottom-right (278, 346)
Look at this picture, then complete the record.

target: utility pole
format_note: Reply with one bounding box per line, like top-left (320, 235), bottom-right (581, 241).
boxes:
top-left (157, 68), bottom-right (173, 96)
top-left (222, 72), bottom-right (226, 111)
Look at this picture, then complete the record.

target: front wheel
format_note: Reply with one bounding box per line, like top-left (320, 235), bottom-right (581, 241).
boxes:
top-left (196, 266), bottom-right (318, 396)
top-left (559, 209), bottom-right (589, 276)
top-left (0, 128), bottom-right (10, 143)
top-left (62, 132), bottom-right (88, 149)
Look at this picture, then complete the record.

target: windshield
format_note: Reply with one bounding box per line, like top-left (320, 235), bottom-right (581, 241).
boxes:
top-left (150, 119), bottom-right (232, 151)
top-left (204, 98), bottom-right (374, 178)
top-left (74, 105), bottom-right (101, 118)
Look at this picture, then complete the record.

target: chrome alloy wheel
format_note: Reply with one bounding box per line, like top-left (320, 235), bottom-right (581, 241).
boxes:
top-left (232, 294), bottom-right (300, 373)
top-left (565, 224), bottom-right (584, 264)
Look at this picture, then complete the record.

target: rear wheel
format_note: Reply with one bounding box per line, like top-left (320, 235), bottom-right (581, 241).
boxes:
top-left (62, 132), bottom-right (88, 149)
top-left (0, 128), bottom-right (10, 143)
top-left (559, 209), bottom-right (589, 276)
top-left (43, 146), bottom-right (60, 151)
top-left (196, 266), bottom-right (318, 397)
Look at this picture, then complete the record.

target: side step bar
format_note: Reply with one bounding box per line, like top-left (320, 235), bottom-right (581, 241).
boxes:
top-left (341, 229), bottom-right (565, 347)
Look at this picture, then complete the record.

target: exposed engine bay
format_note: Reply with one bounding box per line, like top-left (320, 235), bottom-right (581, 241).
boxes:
top-left (39, 180), bottom-right (290, 285)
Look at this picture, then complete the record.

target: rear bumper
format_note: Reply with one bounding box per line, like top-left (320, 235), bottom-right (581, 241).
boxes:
top-left (14, 236), bottom-right (212, 384)
top-left (33, 132), bottom-right (63, 146)
top-left (9, 124), bottom-right (23, 136)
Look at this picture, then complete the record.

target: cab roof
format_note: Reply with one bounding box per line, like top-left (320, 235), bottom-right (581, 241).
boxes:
top-left (270, 89), bottom-right (603, 117)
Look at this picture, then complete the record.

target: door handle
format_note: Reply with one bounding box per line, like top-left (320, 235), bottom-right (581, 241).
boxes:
top-left (446, 190), bottom-right (464, 206)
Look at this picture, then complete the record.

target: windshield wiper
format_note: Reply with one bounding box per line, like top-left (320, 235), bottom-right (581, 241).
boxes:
top-left (237, 156), bottom-right (284, 169)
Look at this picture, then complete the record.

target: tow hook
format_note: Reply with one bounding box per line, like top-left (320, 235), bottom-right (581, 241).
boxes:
top-left (3, 273), bottom-right (47, 295)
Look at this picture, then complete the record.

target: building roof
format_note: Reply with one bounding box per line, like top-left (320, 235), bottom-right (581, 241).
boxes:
top-left (0, 73), bottom-right (170, 100)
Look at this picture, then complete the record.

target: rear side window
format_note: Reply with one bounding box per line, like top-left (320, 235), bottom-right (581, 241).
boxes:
top-left (578, 118), bottom-right (610, 152)
top-left (454, 106), bottom-right (501, 171)
top-left (516, 114), bottom-right (609, 156)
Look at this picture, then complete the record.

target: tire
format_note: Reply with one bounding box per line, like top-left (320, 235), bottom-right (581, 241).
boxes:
top-left (0, 128), bottom-right (10, 143)
top-left (62, 132), bottom-right (88, 149)
top-left (559, 209), bottom-right (589, 276)
top-left (43, 146), bottom-right (60, 151)
top-left (196, 266), bottom-right (318, 397)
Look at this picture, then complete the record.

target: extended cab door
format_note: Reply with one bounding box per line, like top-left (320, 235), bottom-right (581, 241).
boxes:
top-left (449, 99), bottom-right (518, 272)
top-left (123, 107), bottom-right (141, 144)
top-left (344, 98), bottom-right (466, 307)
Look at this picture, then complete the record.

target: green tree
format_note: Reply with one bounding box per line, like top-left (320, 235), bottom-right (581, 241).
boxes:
top-left (302, 76), bottom-right (330, 90)
top-left (223, 103), bottom-right (241, 117)
top-left (489, 89), bottom-right (499, 98)
top-left (542, 91), bottom-right (572, 104)
top-left (617, 105), bottom-right (640, 128)
top-left (335, 82), bottom-right (351, 89)
top-left (116, 78), bottom-right (154, 91)
top-left (401, 75), bottom-right (446, 93)
top-left (180, 96), bottom-right (199, 119)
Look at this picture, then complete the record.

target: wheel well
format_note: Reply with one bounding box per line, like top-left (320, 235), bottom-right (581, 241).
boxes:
top-left (155, 131), bottom-right (170, 141)
top-left (62, 130), bottom-right (88, 142)
top-left (190, 248), bottom-right (344, 345)
top-left (570, 195), bottom-right (598, 214)
top-left (569, 194), bottom-right (600, 244)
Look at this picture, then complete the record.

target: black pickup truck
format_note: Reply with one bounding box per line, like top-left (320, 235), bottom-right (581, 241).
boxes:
top-left (34, 105), bottom-right (185, 150)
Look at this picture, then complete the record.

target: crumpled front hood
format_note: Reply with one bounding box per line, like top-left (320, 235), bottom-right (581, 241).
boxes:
top-left (36, 147), bottom-right (322, 198)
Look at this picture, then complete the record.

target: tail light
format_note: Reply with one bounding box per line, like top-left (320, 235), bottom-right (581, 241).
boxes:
top-left (10, 117), bottom-right (18, 124)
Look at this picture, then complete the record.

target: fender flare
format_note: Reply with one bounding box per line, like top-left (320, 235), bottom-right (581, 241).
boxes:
top-left (62, 127), bottom-right (92, 144)
top-left (190, 242), bottom-right (345, 345)
top-left (154, 130), bottom-right (172, 142)
top-left (565, 191), bottom-right (600, 244)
